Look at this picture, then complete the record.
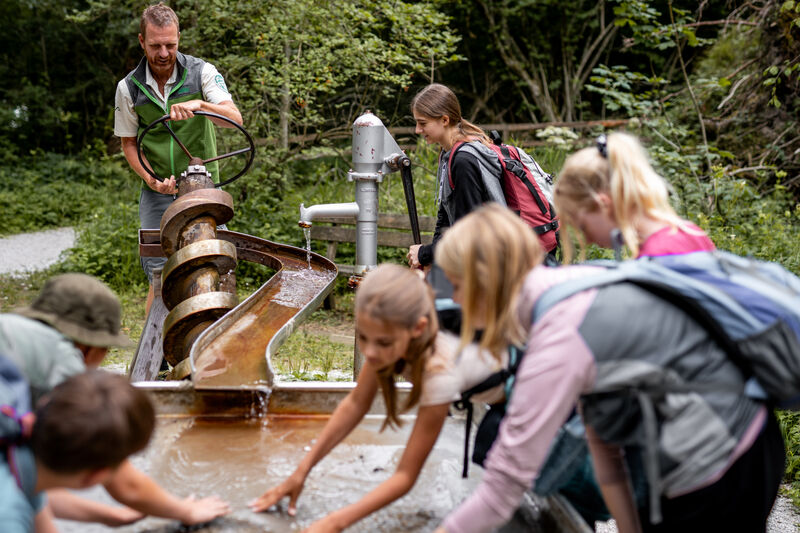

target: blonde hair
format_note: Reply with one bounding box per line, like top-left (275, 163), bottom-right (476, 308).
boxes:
top-left (355, 264), bottom-right (438, 430)
top-left (554, 132), bottom-right (689, 260)
top-left (411, 83), bottom-right (491, 147)
top-left (436, 204), bottom-right (544, 358)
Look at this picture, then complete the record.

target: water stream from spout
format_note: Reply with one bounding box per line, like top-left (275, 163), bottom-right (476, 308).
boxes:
top-left (249, 389), bottom-right (269, 421)
top-left (304, 227), bottom-right (312, 268)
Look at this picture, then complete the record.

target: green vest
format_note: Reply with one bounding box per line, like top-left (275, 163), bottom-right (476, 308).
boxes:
top-left (125, 52), bottom-right (219, 185)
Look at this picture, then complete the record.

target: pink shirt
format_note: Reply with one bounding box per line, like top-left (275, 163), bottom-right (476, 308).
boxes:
top-left (637, 222), bottom-right (715, 257)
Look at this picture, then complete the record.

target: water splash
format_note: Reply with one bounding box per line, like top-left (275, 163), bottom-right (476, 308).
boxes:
top-left (270, 269), bottom-right (337, 309)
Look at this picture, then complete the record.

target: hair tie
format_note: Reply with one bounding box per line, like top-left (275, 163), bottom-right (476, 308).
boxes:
top-left (596, 134), bottom-right (608, 158)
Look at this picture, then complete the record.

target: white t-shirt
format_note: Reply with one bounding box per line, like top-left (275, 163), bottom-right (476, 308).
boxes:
top-left (114, 60), bottom-right (232, 138)
top-left (411, 332), bottom-right (509, 407)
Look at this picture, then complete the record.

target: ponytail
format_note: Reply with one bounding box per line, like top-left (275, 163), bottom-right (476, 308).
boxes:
top-left (555, 132), bottom-right (691, 259)
top-left (605, 133), bottom-right (686, 257)
top-left (456, 119), bottom-right (492, 147)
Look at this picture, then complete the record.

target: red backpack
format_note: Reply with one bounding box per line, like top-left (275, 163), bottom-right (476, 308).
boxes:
top-left (447, 131), bottom-right (559, 253)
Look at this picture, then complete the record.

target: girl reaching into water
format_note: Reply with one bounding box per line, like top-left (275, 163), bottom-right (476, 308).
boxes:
top-left (249, 264), bottom-right (512, 532)
top-left (433, 204), bottom-right (782, 533)
top-left (554, 132), bottom-right (714, 260)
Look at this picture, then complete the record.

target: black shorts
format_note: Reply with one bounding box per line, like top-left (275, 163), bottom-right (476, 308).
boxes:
top-left (642, 410), bottom-right (785, 533)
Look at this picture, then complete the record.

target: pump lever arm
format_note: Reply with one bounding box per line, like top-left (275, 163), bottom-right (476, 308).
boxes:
top-left (399, 158), bottom-right (422, 245)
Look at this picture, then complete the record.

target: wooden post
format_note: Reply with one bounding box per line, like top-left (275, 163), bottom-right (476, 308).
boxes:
top-left (353, 343), bottom-right (363, 381)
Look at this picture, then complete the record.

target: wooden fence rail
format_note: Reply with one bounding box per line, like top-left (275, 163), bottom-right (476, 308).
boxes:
top-left (255, 119), bottom-right (631, 147)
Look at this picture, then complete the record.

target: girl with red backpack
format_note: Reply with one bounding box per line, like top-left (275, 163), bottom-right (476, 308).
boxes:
top-left (406, 83), bottom-right (508, 271)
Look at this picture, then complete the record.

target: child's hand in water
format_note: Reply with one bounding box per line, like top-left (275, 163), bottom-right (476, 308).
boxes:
top-left (249, 472), bottom-right (306, 515)
top-left (179, 495), bottom-right (231, 525)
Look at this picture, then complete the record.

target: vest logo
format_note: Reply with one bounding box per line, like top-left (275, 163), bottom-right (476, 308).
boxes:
top-left (215, 74), bottom-right (229, 94)
top-left (174, 88), bottom-right (192, 96)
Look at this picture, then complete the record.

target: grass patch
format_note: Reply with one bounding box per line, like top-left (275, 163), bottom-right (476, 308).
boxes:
top-left (273, 291), bottom-right (356, 381)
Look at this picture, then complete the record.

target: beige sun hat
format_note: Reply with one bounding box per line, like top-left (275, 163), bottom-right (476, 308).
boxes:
top-left (16, 273), bottom-right (133, 348)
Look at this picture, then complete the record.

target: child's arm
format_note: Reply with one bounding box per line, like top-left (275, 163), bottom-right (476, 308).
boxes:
top-left (47, 489), bottom-right (144, 526)
top-left (303, 401), bottom-right (450, 532)
top-left (33, 503), bottom-right (58, 533)
top-left (249, 362), bottom-right (380, 515)
top-left (102, 461), bottom-right (230, 525)
top-left (584, 423), bottom-right (642, 533)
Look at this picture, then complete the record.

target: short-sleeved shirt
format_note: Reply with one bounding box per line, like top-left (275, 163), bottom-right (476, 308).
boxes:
top-left (406, 332), bottom-right (508, 407)
top-left (0, 314), bottom-right (85, 406)
top-left (114, 60), bottom-right (232, 138)
top-left (638, 222), bottom-right (715, 258)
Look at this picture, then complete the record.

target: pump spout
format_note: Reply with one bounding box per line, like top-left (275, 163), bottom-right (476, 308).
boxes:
top-left (299, 201), bottom-right (360, 227)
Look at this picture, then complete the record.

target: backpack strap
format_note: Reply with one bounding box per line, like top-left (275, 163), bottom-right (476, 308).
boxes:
top-left (0, 405), bottom-right (34, 493)
top-left (453, 345), bottom-right (524, 478)
top-left (445, 141), bottom-right (469, 190)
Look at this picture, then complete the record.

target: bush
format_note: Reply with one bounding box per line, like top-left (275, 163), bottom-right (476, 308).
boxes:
top-left (58, 200), bottom-right (146, 291)
top-left (0, 150), bottom-right (137, 237)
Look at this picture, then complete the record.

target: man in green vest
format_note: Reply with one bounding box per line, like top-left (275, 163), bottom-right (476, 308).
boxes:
top-left (114, 2), bottom-right (242, 314)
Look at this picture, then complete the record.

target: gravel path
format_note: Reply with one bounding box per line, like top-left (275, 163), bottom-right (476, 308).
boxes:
top-left (0, 227), bottom-right (76, 276)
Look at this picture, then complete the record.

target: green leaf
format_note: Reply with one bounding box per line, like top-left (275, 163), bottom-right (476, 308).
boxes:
top-left (682, 28), bottom-right (699, 47)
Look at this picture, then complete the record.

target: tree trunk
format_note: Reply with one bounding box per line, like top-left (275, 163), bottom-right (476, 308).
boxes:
top-left (279, 42), bottom-right (290, 150)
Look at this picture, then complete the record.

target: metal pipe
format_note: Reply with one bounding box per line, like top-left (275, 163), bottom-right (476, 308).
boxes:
top-left (298, 201), bottom-right (360, 227)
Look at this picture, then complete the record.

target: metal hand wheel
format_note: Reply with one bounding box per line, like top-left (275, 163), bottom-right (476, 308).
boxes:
top-left (136, 110), bottom-right (255, 187)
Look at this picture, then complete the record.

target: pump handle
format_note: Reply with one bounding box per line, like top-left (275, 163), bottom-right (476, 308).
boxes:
top-left (400, 161), bottom-right (422, 245)
top-left (136, 110), bottom-right (255, 188)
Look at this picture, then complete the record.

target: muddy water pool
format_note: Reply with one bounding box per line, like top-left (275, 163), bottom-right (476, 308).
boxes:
top-left (57, 415), bottom-right (482, 532)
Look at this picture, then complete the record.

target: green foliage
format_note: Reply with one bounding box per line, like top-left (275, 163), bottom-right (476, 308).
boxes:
top-left (0, 150), bottom-right (137, 236)
top-left (178, 0), bottom-right (460, 141)
top-left (58, 200), bottom-right (146, 291)
top-left (0, 149), bottom-right (145, 292)
top-left (762, 2), bottom-right (800, 112)
top-left (0, 0), bottom-right (139, 154)
top-left (674, 173), bottom-right (800, 272)
top-left (274, 329), bottom-right (353, 382)
top-left (778, 410), bottom-right (800, 507)
top-left (587, 65), bottom-right (667, 117)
